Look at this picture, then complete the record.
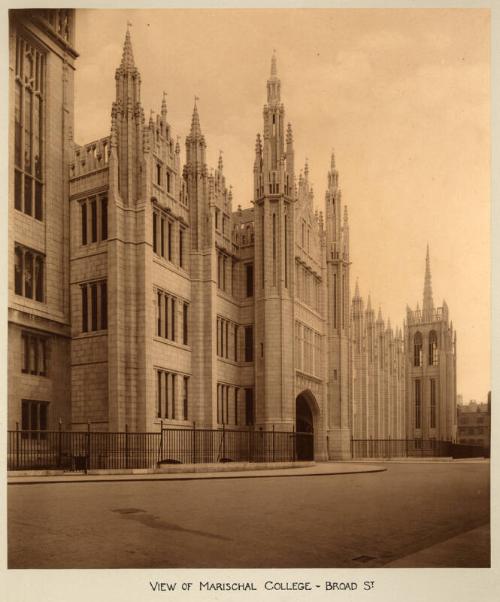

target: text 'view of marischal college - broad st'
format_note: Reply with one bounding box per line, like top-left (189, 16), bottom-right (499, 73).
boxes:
top-left (7, 8), bottom-right (490, 572)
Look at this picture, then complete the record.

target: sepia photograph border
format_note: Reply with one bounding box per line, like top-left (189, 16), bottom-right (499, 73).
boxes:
top-left (1, 0), bottom-right (498, 601)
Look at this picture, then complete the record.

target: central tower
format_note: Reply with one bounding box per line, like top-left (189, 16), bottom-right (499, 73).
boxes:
top-left (254, 53), bottom-right (295, 429)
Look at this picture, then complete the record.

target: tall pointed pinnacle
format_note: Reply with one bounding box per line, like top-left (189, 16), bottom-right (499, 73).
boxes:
top-left (331, 150), bottom-right (336, 170)
top-left (161, 91), bottom-right (167, 118)
top-left (218, 150), bottom-right (224, 172)
top-left (121, 24), bottom-right (136, 70)
top-left (267, 50), bottom-right (281, 104)
top-left (366, 294), bottom-right (372, 312)
top-left (377, 307), bottom-right (384, 323)
top-left (422, 244), bottom-right (434, 318)
top-left (270, 49), bottom-right (278, 78)
top-left (354, 279), bottom-right (360, 299)
top-left (190, 96), bottom-right (202, 137)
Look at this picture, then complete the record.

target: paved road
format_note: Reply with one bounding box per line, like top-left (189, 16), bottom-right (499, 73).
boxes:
top-left (8, 461), bottom-right (489, 568)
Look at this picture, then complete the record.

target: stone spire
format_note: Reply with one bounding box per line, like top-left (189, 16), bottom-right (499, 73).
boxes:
top-left (377, 307), bottom-right (384, 324)
top-left (422, 244), bottom-right (434, 319)
top-left (120, 26), bottom-right (135, 70)
top-left (267, 50), bottom-right (281, 105)
top-left (190, 98), bottom-right (202, 138)
top-left (218, 150), bottom-right (224, 172)
top-left (366, 294), bottom-right (372, 313)
top-left (354, 279), bottom-right (360, 299)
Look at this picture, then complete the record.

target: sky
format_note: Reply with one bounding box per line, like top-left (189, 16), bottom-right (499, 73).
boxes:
top-left (74, 8), bottom-right (490, 404)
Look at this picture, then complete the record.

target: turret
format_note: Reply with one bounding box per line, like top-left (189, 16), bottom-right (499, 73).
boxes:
top-left (112, 26), bottom-right (145, 204)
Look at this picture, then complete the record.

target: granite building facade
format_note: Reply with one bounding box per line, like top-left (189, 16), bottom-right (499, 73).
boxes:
top-left (8, 13), bottom-right (458, 461)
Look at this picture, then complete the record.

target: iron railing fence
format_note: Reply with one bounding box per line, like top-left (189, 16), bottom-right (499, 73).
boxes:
top-left (351, 438), bottom-right (490, 459)
top-left (7, 426), bottom-right (314, 472)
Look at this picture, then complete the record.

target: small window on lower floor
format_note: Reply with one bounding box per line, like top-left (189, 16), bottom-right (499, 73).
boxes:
top-left (21, 399), bottom-right (49, 439)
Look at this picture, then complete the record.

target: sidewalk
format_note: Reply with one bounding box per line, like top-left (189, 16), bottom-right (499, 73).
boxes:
top-left (384, 523), bottom-right (490, 568)
top-left (8, 461), bottom-right (386, 485)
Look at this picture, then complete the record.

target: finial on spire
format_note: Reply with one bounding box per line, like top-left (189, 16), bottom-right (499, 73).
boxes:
top-left (304, 159), bottom-right (309, 179)
top-left (161, 91), bottom-right (167, 116)
top-left (354, 279), bottom-right (360, 299)
top-left (366, 294), bottom-right (372, 312)
top-left (377, 307), bottom-right (383, 323)
top-left (218, 150), bottom-right (224, 172)
top-left (331, 150), bottom-right (336, 170)
top-left (121, 25), bottom-right (136, 70)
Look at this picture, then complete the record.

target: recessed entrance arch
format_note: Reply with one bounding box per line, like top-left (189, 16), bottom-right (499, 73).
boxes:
top-left (295, 391), bottom-right (317, 461)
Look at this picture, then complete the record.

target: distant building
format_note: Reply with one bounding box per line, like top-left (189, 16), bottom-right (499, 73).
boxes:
top-left (457, 400), bottom-right (490, 448)
top-left (405, 248), bottom-right (457, 442)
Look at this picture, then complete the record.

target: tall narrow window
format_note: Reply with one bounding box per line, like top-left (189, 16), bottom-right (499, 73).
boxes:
top-left (91, 283), bottom-right (98, 331)
top-left (234, 388), bottom-right (239, 425)
top-left (244, 326), bottom-right (253, 362)
top-left (156, 163), bottom-right (161, 186)
top-left (429, 331), bottom-right (438, 366)
top-left (183, 376), bottom-right (189, 420)
top-left (171, 374), bottom-right (176, 419)
top-left (171, 298), bottom-right (176, 341)
top-left (183, 303), bottom-right (188, 345)
top-left (430, 379), bottom-right (437, 428)
top-left (179, 228), bottom-right (184, 268)
top-left (101, 196), bottom-right (108, 240)
top-left (157, 370), bottom-right (162, 418)
top-left (166, 171), bottom-right (171, 193)
top-left (166, 221), bottom-right (172, 261)
top-left (81, 203), bottom-right (87, 245)
top-left (157, 293), bottom-right (162, 336)
top-left (100, 281), bottom-right (107, 330)
top-left (35, 256), bottom-right (43, 302)
top-left (414, 332), bottom-right (423, 367)
top-left (415, 379), bottom-right (421, 429)
top-left (91, 199), bottom-right (97, 243)
top-left (152, 212), bottom-right (157, 254)
top-left (81, 281), bottom-right (107, 333)
top-left (14, 37), bottom-right (45, 220)
top-left (245, 263), bottom-right (254, 297)
top-left (82, 285), bottom-right (88, 332)
top-left (24, 252), bottom-right (33, 299)
top-left (225, 321), bottom-right (229, 359)
top-left (245, 388), bottom-right (254, 426)
top-left (21, 400), bottom-right (49, 439)
top-left (160, 217), bottom-right (165, 257)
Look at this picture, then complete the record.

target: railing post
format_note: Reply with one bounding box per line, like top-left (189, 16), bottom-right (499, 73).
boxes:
top-left (125, 423), bottom-right (129, 469)
top-left (16, 422), bottom-right (20, 470)
top-left (272, 424), bottom-right (275, 462)
top-left (247, 427), bottom-right (251, 462)
top-left (222, 422), bottom-right (225, 460)
top-left (58, 418), bottom-right (62, 468)
top-left (159, 420), bottom-right (164, 464)
top-left (86, 421), bottom-right (91, 474)
top-left (192, 421), bottom-right (196, 464)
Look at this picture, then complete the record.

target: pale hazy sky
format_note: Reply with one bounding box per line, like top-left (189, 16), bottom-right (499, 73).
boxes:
top-left (74, 8), bottom-right (490, 404)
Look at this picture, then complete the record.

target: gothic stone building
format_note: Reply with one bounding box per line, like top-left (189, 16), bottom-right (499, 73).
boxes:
top-left (8, 12), bottom-right (457, 461)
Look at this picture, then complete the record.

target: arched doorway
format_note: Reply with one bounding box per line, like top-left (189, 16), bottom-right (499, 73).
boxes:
top-left (296, 393), bottom-right (314, 460)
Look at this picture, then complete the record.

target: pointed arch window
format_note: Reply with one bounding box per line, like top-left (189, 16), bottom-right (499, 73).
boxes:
top-left (429, 330), bottom-right (438, 366)
top-left (413, 332), bottom-right (423, 367)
